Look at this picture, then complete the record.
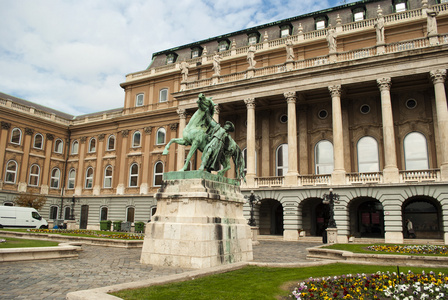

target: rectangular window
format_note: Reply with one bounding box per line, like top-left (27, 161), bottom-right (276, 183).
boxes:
top-left (354, 11), bottom-right (364, 21)
top-left (316, 20), bottom-right (326, 30)
top-left (191, 49), bottom-right (199, 58)
top-left (395, 2), bottom-right (406, 12)
top-left (136, 94), bottom-right (144, 107)
top-left (248, 36), bottom-right (258, 45)
top-left (281, 28), bottom-right (290, 38)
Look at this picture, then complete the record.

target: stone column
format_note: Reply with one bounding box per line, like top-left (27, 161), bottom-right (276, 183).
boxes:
top-left (0, 122), bottom-right (11, 188)
top-left (75, 136), bottom-right (87, 195)
top-left (40, 133), bottom-right (54, 195)
top-left (430, 69), bottom-right (448, 180)
top-left (384, 202), bottom-right (404, 244)
top-left (298, 108), bottom-right (309, 175)
top-left (244, 98), bottom-right (256, 187)
top-left (168, 123), bottom-right (178, 171)
top-left (17, 128), bottom-right (34, 192)
top-left (93, 134), bottom-right (105, 196)
top-left (116, 130), bottom-right (129, 195)
top-left (284, 91), bottom-right (299, 186)
top-left (328, 85), bottom-right (346, 184)
top-left (377, 77), bottom-right (399, 183)
top-left (176, 109), bottom-right (187, 170)
top-left (140, 126), bottom-right (153, 194)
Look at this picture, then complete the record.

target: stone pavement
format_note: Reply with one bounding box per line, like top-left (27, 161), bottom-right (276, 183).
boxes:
top-left (0, 240), bottom-right (322, 300)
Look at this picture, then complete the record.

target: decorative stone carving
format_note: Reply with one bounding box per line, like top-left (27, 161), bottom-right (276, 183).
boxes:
top-left (176, 108), bottom-right (186, 119)
top-left (46, 133), bottom-right (54, 140)
top-left (326, 27), bottom-right (337, 53)
top-left (121, 130), bottom-right (129, 137)
top-left (246, 45), bottom-right (256, 69)
top-left (377, 77), bottom-right (392, 91)
top-left (144, 126), bottom-right (153, 134)
top-left (375, 6), bottom-right (385, 44)
top-left (328, 85), bottom-right (342, 97)
top-left (25, 128), bottom-right (34, 135)
top-left (430, 69), bottom-right (446, 84)
top-left (285, 38), bottom-right (295, 61)
top-left (180, 61), bottom-right (189, 82)
top-left (427, 7), bottom-right (438, 37)
top-left (80, 136), bottom-right (87, 143)
top-left (1, 121), bottom-right (11, 130)
top-left (244, 97), bottom-right (256, 109)
top-left (284, 91), bottom-right (297, 103)
top-left (212, 52), bottom-right (221, 76)
top-left (170, 123), bottom-right (179, 131)
top-left (98, 134), bottom-right (105, 141)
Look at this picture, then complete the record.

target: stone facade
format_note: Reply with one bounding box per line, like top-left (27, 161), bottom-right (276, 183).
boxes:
top-left (1, 0), bottom-right (448, 244)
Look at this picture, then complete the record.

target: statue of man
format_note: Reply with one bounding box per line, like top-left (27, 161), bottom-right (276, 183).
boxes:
top-left (326, 27), bottom-right (337, 53)
top-left (199, 116), bottom-right (235, 173)
top-left (212, 52), bottom-right (221, 76)
top-left (427, 7), bottom-right (438, 37)
top-left (180, 61), bottom-right (189, 82)
top-left (375, 14), bottom-right (385, 44)
top-left (247, 45), bottom-right (256, 69)
top-left (285, 38), bottom-right (295, 61)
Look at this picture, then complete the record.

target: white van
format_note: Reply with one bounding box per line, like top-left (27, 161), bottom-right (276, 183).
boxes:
top-left (0, 206), bottom-right (48, 229)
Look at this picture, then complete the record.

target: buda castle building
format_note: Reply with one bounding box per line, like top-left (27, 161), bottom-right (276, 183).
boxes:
top-left (1, 0), bottom-right (448, 244)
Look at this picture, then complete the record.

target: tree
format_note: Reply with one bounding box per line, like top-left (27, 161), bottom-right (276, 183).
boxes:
top-left (14, 193), bottom-right (47, 210)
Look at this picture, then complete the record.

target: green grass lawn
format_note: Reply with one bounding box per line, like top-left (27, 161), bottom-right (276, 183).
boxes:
top-left (323, 243), bottom-right (448, 256)
top-left (110, 263), bottom-right (448, 300)
top-left (0, 237), bottom-right (59, 248)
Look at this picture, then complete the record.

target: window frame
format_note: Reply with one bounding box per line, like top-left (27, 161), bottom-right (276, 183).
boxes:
top-left (49, 206), bottom-right (58, 220)
top-left (159, 88), bottom-right (168, 103)
top-left (404, 132), bottom-right (429, 170)
top-left (314, 16), bottom-right (328, 30)
top-left (104, 165), bottom-right (113, 188)
top-left (33, 133), bottom-right (44, 149)
top-left (10, 128), bottom-right (22, 145)
top-left (28, 164), bottom-right (40, 186)
top-left (85, 167), bottom-right (94, 189)
top-left (107, 135), bottom-right (115, 151)
top-left (100, 206), bottom-right (108, 221)
top-left (132, 131), bottom-right (141, 148)
top-left (153, 161), bottom-right (164, 187)
top-left (156, 127), bottom-right (166, 145)
top-left (5, 160), bottom-right (18, 183)
top-left (71, 140), bottom-right (79, 155)
top-left (126, 206), bottom-right (135, 223)
top-left (275, 144), bottom-right (289, 176)
top-left (50, 167), bottom-right (61, 189)
top-left (67, 168), bottom-right (76, 189)
top-left (54, 138), bottom-right (63, 154)
top-left (88, 138), bottom-right (96, 153)
top-left (357, 136), bottom-right (380, 173)
top-left (135, 93), bottom-right (144, 107)
top-left (315, 140), bottom-right (334, 175)
top-left (129, 163), bottom-right (139, 187)
top-left (279, 24), bottom-right (292, 38)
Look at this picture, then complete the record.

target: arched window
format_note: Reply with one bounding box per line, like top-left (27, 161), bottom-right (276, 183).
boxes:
top-left (33, 134), bottom-right (43, 149)
top-left (71, 140), bottom-right (79, 154)
top-left (64, 206), bottom-right (71, 220)
top-left (404, 132), bottom-right (429, 170)
top-left (5, 160), bottom-right (18, 183)
top-left (315, 140), bottom-right (334, 174)
top-left (159, 88), bottom-right (168, 102)
top-left (54, 139), bottom-right (63, 153)
top-left (49, 206), bottom-right (58, 220)
top-left (357, 136), bottom-right (380, 173)
top-left (276, 144), bottom-right (288, 176)
top-left (85, 167), bottom-right (94, 189)
top-left (153, 161), bottom-right (164, 186)
top-left (88, 138), bottom-right (96, 153)
top-left (136, 93), bottom-right (144, 107)
top-left (67, 169), bottom-right (76, 189)
top-left (28, 164), bottom-right (40, 186)
top-left (107, 135), bottom-right (115, 151)
top-left (50, 168), bottom-right (60, 189)
top-left (100, 206), bottom-right (108, 221)
top-left (104, 165), bottom-right (113, 188)
top-left (156, 128), bottom-right (166, 145)
top-left (132, 131), bottom-right (141, 148)
top-left (10, 128), bottom-right (22, 144)
top-left (126, 207), bottom-right (135, 222)
top-left (129, 163), bottom-right (139, 187)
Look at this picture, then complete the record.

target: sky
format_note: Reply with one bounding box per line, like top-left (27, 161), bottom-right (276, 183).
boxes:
top-left (0, 0), bottom-right (352, 116)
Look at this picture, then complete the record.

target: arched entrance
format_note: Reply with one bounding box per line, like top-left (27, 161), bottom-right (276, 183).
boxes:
top-left (258, 199), bottom-right (283, 235)
top-left (299, 198), bottom-right (326, 237)
top-left (349, 197), bottom-right (384, 238)
top-left (402, 197), bottom-right (442, 239)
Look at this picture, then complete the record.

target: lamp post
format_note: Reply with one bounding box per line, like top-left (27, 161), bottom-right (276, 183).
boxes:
top-left (245, 190), bottom-right (260, 226)
top-left (70, 196), bottom-right (76, 220)
top-left (322, 188), bottom-right (340, 229)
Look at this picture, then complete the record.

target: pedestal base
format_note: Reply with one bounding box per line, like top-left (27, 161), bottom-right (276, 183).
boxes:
top-left (385, 231), bottom-right (403, 244)
top-left (326, 228), bottom-right (338, 244)
top-left (140, 171), bottom-right (253, 269)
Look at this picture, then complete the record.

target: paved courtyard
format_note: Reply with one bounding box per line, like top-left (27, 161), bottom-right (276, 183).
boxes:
top-left (0, 240), bottom-right (322, 300)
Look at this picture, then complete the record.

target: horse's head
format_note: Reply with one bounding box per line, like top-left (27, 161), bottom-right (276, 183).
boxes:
top-left (197, 93), bottom-right (215, 115)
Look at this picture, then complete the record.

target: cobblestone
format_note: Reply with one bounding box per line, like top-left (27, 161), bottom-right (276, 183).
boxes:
top-left (0, 240), bottom-right (322, 299)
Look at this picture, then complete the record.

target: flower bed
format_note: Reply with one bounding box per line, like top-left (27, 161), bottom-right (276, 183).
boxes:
top-left (291, 270), bottom-right (448, 300)
top-left (367, 245), bottom-right (448, 255)
top-left (28, 229), bottom-right (144, 240)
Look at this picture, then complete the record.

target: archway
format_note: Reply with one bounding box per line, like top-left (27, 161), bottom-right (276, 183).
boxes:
top-left (299, 198), bottom-right (326, 237)
top-left (402, 197), bottom-right (442, 239)
top-left (349, 197), bottom-right (384, 238)
top-left (258, 199), bottom-right (283, 235)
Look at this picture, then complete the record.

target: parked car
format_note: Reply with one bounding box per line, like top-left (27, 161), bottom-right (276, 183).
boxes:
top-left (0, 206), bottom-right (48, 229)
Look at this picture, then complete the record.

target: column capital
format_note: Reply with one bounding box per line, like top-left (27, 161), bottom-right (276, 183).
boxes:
top-left (98, 133), bottom-right (105, 141)
top-left (25, 128), bottom-right (34, 135)
top-left (328, 85), bottom-right (342, 97)
top-left (244, 97), bottom-right (256, 109)
top-left (377, 77), bottom-right (392, 91)
top-left (284, 91), bottom-right (297, 103)
top-left (121, 130), bottom-right (129, 138)
top-left (1, 121), bottom-right (11, 130)
top-left (170, 123), bottom-right (179, 131)
top-left (46, 133), bottom-right (54, 141)
top-left (430, 69), bottom-right (447, 85)
top-left (144, 126), bottom-right (153, 135)
top-left (176, 108), bottom-right (186, 119)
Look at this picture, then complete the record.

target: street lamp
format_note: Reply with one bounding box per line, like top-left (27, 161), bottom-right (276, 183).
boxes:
top-left (70, 196), bottom-right (77, 220)
top-left (245, 190), bottom-right (260, 227)
top-left (322, 188), bottom-right (340, 229)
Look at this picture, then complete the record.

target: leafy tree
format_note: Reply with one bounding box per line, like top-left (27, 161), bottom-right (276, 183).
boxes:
top-left (14, 193), bottom-right (47, 210)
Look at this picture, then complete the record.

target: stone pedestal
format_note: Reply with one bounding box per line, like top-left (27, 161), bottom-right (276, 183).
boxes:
top-left (140, 171), bottom-right (253, 269)
top-left (326, 228), bottom-right (338, 244)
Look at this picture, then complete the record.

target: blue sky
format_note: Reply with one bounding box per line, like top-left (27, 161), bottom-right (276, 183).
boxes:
top-left (0, 0), bottom-right (351, 116)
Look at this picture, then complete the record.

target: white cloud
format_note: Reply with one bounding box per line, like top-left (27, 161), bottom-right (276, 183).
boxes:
top-left (0, 0), bottom-right (340, 115)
